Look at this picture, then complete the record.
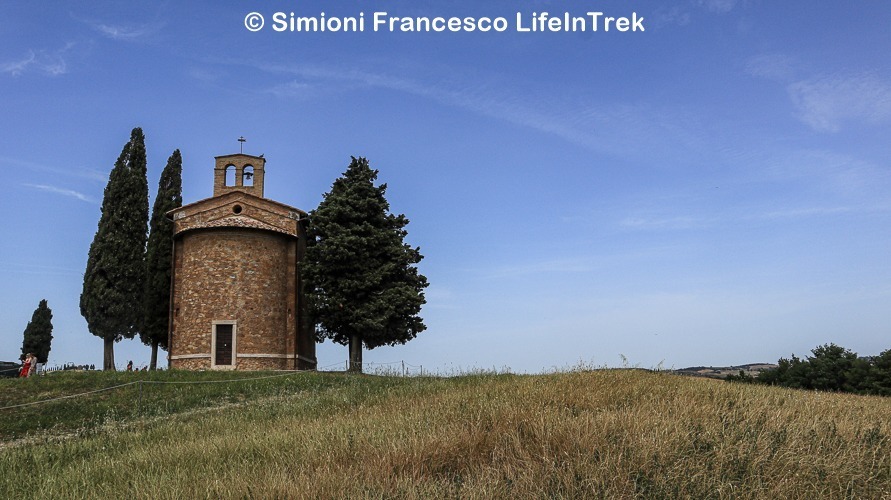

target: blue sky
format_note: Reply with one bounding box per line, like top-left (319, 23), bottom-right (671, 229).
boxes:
top-left (2, 1), bottom-right (890, 372)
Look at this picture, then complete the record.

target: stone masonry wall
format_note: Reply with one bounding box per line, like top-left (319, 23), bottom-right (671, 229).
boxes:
top-left (170, 228), bottom-right (295, 370)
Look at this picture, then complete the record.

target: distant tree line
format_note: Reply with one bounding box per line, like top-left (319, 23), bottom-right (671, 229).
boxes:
top-left (728, 343), bottom-right (891, 396)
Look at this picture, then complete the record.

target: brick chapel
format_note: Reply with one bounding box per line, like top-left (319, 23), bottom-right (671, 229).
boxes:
top-left (166, 153), bottom-right (317, 370)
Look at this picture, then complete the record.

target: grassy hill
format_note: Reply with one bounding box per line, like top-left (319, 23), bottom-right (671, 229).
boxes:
top-left (2, 369), bottom-right (890, 498)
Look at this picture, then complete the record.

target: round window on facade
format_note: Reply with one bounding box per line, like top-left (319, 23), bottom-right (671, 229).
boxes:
top-left (233, 205), bottom-right (243, 214)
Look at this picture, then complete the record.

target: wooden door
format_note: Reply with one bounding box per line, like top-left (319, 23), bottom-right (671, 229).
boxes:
top-left (215, 324), bottom-right (233, 366)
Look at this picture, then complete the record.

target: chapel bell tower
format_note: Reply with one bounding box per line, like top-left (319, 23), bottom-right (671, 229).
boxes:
top-left (213, 154), bottom-right (266, 198)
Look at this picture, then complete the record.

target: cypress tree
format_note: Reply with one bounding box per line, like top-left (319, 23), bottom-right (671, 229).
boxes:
top-left (80, 127), bottom-right (149, 370)
top-left (303, 157), bottom-right (428, 372)
top-left (142, 149), bottom-right (183, 370)
top-left (21, 299), bottom-right (53, 364)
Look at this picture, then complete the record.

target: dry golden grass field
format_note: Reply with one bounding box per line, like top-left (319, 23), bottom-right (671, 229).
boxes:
top-left (1, 369), bottom-right (890, 498)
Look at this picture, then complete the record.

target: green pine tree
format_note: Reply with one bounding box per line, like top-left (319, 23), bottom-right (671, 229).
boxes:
top-left (80, 127), bottom-right (149, 370)
top-left (303, 157), bottom-right (428, 372)
top-left (142, 149), bottom-right (183, 370)
top-left (21, 299), bottom-right (53, 364)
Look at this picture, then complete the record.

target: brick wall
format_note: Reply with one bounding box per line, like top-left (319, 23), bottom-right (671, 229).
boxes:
top-left (170, 229), bottom-right (297, 370)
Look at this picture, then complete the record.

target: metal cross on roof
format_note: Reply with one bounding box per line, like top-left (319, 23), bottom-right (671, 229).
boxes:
top-left (238, 136), bottom-right (246, 153)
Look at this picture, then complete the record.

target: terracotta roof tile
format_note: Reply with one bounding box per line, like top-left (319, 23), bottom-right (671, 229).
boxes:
top-left (196, 215), bottom-right (296, 236)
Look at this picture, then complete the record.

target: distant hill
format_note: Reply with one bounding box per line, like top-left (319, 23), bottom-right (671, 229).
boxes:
top-left (674, 362), bottom-right (777, 380)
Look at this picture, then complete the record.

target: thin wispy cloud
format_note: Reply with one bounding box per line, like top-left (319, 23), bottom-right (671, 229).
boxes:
top-left (620, 215), bottom-right (715, 231)
top-left (24, 184), bottom-right (96, 203)
top-left (620, 202), bottom-right (890, 233)
top-left (1, 157), bottom-right (107, 183)
top-left (745, 54), bottom-right (797, 82)
top-left (188, 67), bottom-right (224, 83)
top-left (697, 0), bottom-right (739, 14)
top-left (652, 7), bottom-right (691, 27)
top-left (763, 149), bottom-right (889, 195)
top-left (264, 80), bottom-right (314, 99)
top-left (787, 73), bottom-right (891, 132)
top-left (1, 262), bottom-right (82, 277)
top-left (72, 13), bottom-right (165, 41)
top-left (91, 22), bottom-right (164, 40)
top-left (756, 206), bottom-right (856, 220)
top-left (485, 258), bottom-right (601, 278)
top-left (652, 0), bottom-right (739, 27)
top-left (253, 62), bottom-right (706, 162)
top-left (747, 56), bottom-right (891, 133)
top-left (747, 201), bottom-right (891, 222)
top-left (422, 285), bottom-right (457, 309)
top-left (1, 43), bottom-right (73, 77)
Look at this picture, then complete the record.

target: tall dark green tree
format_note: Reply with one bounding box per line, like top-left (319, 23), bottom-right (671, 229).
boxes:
top-left (81, 127), bottom-right (149, 370)
top-left (806, 343), bottom-right (858, 392)
top-left (142, 149), bottom-right (183, 370)
top-left (21, 299), bottom-right (53, 364)
top-left (303, 157), bottom-right (428, 372)
top-left (872, 349), bottom-right (891, 396)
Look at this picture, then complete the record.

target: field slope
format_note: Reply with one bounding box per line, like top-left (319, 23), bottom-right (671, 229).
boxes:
top-left (2, 369), bottom-right (890, 498)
